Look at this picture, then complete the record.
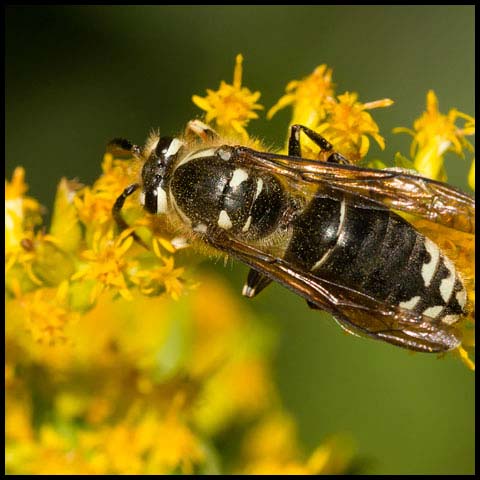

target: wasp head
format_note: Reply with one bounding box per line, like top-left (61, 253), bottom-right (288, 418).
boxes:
top-left (141, 136), bottom-right (184, 214)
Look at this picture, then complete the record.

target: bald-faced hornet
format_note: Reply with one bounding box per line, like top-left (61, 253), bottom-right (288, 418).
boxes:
top-left (109, 120), bottom-right (474, 353)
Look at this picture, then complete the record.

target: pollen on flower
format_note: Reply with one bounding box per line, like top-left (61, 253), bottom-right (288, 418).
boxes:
top-left (192, 54), bottom-right (263, 140)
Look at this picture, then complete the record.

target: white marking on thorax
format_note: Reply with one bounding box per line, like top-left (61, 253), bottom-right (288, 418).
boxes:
top-left (165, 138), bottom-right (185, 157)
top-left (421, 238), bottom-right (440, 287)
top-left (423, 305), bottom-right (443, 318)
top-left (439, 257), bottom-right (456, 303)
top-left (311, 199), bottom-right (346, 271)
top-left (229, 168), bottom-right (249, 188)
top-left (139, 190), bottom-right (145, 206)
top-left (254, 178), bottom-right (264, 200)
top-left (177, 147), bottom-right (217, 167)
top-left (218, 210), bottom-right (233, 230)
top-left (156, 186), bottom-right (168, 213)
top-left (242, 215), bottom-right (252, 232)
top-left (399, 295), bottom-right (421, 310)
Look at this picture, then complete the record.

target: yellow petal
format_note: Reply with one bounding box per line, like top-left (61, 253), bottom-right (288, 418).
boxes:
top-left (359, 135), bottom-right (370, 158)
top-left (233, 53), bottom-right (244, 89)
top-left (267, 94), bottom-right (295, 119)
top-left (191, 95), bottom-right (213, 113)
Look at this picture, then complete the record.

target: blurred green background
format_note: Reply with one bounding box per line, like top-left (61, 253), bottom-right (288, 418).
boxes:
top-left (6, 6), bottom-right (474, 475)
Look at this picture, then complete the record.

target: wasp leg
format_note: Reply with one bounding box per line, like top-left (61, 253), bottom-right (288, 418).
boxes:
top-left (112, 183), bottom-right (148, 249)
top-left (288, 124), bottom-right (350, 164)
top-left (107, 138), bottom-right (143, 158)
top-left (186, 120), bottom-right (219, 142)
top-left (242, 268), bottom-right (273, 298)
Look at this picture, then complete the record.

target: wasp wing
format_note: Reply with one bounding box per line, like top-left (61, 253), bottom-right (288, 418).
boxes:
top-left (235, 147), bottom-right (475, 234)
top-left (206, 232), bottom-right (461, 353)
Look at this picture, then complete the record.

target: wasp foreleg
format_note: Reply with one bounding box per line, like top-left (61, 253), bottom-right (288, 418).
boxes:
top-left (112, 183), bottom-right (148, 249)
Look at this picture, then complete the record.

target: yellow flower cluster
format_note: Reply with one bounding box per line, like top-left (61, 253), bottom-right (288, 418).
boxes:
top-left (394, 90), bottom-right (475, 181)
top-left (192, 54), bottom-right (263, 141)
top-left (5, 54), bottom-right (475, 474)
top-left (267, 65), bottom-right (393, 161)
top-left (6, 272), bottom-right (355, 474)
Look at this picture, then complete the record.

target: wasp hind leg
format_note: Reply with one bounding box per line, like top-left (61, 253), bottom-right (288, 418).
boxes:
top-left (242, 268), bottom-right (273, 298)
top-left (288, 124), bottom-right (350, 164)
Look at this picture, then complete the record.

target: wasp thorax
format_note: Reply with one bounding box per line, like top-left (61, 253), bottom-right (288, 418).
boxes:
top-left (169, 146), bottom-right (286, 239)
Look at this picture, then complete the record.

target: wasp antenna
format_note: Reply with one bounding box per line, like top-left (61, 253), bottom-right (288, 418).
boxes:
top-left (107, 138), bottom-right (143, 158)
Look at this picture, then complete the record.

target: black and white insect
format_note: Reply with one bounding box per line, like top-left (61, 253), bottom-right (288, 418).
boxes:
top-left (109, 120), bottom-right (474, 353)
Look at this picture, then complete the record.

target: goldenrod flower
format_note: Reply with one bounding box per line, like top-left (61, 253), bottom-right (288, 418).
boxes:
top-left (131, 238), bottom-right (185, 300)
top-left (5, 175), bottom-right (76, 296)
top-left (77, 402), bottom-right (205, 474)
top-left (72, 228), bottom-right (136, 302)
top-left (17, 280), bottom-right (74, 344)
top-left (394, 90), bottom-right (475, 180)
top-left (317, 92), bottom-right (394, 161)
top-left (267, 64), bottom-right (335, 127)
top-left (5, 167), bottom-right (42, 264)
top-left (74, 153), bottom-right (140, 232)
top-left (242, 434), bottom-right (355, 475)
top-left (241, 412), bottom-right (300, 463)
top-left (192, 54), bottom-right (263, 140)
top-left (267, 65), bottom-right (392, 161)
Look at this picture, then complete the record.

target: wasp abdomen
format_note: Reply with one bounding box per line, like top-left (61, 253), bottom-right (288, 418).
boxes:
top-left (285, 194), bottom-right (466, 324)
